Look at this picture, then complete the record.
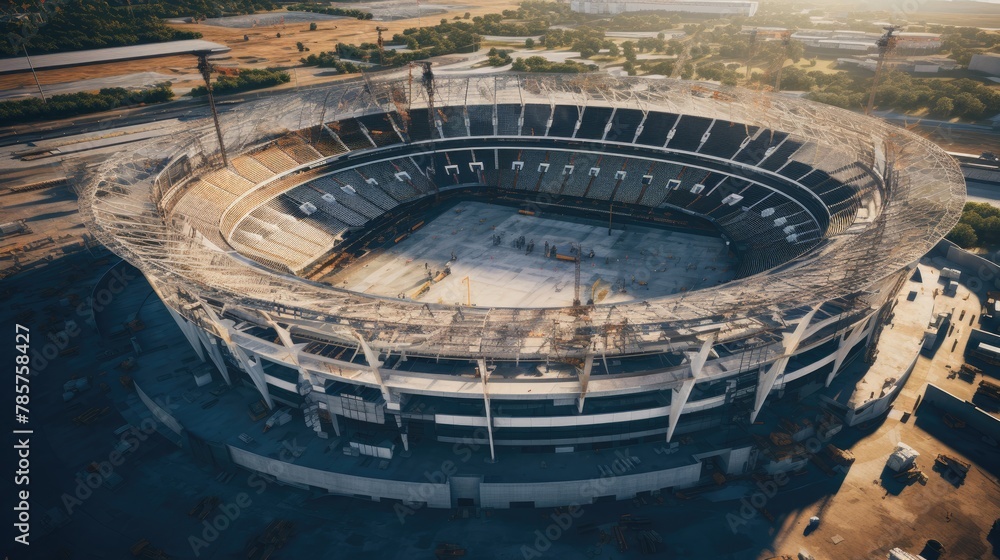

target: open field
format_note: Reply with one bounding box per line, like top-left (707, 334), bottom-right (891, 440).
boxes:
top-left (0, 0), bottom-right (520, 94)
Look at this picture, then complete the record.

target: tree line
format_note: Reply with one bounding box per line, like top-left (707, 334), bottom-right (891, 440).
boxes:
top-left (0, 83), bottom-right (174, 126)
top-left (1, 0), bottom-right (203, 56)
top-left (190, 68), bottom-right (290, 96)
top-left (948, 202), bottom-right (1000, 249)
top-left (285, 3), bottom-right (372, 21)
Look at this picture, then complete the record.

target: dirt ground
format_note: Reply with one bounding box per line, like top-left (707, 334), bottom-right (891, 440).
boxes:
top-left (0, 0), bottom-right (520, 94)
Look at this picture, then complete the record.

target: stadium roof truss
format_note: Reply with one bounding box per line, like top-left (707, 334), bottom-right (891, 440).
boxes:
top-left (82, 73), bottom-right (965, 361)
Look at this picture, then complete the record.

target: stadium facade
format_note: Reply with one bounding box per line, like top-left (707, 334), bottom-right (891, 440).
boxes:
top-left (84, 74), bottom-right (964, 508)
top-left (568, 0), bottom-right (758, 17)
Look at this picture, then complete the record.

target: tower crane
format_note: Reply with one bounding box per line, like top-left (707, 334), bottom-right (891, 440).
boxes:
top-left (773, 30), bottom-right (794, 92)
top-left (865, 25), bottom-right (900, 116)
top-left (375, 26), bottom-right (390, 66)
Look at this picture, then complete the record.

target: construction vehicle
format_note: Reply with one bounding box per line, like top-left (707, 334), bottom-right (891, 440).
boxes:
top-left (935, 454), bottom-right (971, 478)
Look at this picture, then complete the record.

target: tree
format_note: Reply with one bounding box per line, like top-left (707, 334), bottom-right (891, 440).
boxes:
top-left (623, 61), bottom-right (636, 76)
top-left (310, 22), bottom-right (317, 31)
top-left (953, 92), bottom-right (986, 119)
top-left (606, 42), bottom-right (619, 57)
top-left (947, 223), bottom-right (978, 247)
top-left (525, 38), bottom-right (535, 49)
top-left (933, 96), bottom-right (954, 117)
top-left (622, 41), bottom-right (636, 62)
top-left (464, 12), bottom-right (471, 19)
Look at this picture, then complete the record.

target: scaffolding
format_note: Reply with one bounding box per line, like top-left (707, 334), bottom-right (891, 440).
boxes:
top-left (82, 74), bottom-right (965, 366)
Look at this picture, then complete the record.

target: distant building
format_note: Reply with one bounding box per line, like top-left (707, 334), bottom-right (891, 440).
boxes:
top-left (896, 32), bottom-right (943, 52)
top-left (740, 26), bottom-right (790, 40)
top-left (792, 29), bottom-right (941, 56)
top-left (569, 0), bottom-right (758, 16)
top-left (837, 56), bottom-right (957, 73)
top-left (970, 53), bottom-right (1000, 76)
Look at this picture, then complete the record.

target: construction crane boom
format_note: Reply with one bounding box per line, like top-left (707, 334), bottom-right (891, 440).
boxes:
top-left (375, 26), bottom-right (390, 66)
top-left (573, 244), bottom-right (582, 307)
top-left (866, 25), bottom-right (900, 116)
top-left (773, 30), bottom-right (794, 92)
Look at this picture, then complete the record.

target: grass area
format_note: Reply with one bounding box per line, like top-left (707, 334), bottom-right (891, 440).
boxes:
top-left (791, 58), bottom-right (841, 74)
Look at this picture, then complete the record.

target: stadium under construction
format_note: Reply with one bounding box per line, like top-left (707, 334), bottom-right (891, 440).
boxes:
top-left (82, 72), bottom-right (965, 508)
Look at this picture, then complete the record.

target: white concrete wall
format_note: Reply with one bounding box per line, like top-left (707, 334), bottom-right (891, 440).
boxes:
top-left (135, 383), bottom-right (184, 435)
top-left (480, 463), bottom-right (702, 508)
top-left (228, 445), bottom-right (453, 507)
top-left (720, 446), bottom-right (753, 475)
top-left (226, 444), bottom-right (703, 508)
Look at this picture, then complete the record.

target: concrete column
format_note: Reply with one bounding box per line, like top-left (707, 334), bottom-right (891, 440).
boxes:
top-left (667, 334), bottom-right (716, 443)
top-left (166, 306), bottom-right (205, 362)
top-left (751, 305), bottom-right (820, 423)
top-left (826, 317), bottom-right (871, 387)
top-left (265, 316), bottom-right (318, 393)
top-left (329, 413), bottom-right (342, 437)
top-left (577, 353), bottom-right (594, 413)
top-left (197, 330), bottom-right (231, 385)
top-left (192, 296), bottom-right (237, 385)
top-left (478, 358), bottom-right (496, 462)
top-left (355, 333), bottom-right (410, 449)
top-left (355, 334), bottom-right (392, 402)
top-left (232, 345), bottom-right (273, 409)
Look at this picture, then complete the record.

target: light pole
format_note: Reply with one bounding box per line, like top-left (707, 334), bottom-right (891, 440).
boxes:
top-left (23, 45), bottom-right (45, 104)
top-left (197, 53), bottom-right (229, 167)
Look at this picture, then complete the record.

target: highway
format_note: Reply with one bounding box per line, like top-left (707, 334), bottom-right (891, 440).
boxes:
top-left (967, 180), bottom-right (1000, 208)
top-left (0, 80), bottom-right (352, 148)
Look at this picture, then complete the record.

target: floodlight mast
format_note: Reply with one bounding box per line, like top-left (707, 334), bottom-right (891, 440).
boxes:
top-left (865, 26), bottom-right (900, 116)
top-left (198, 53), bottom-right (229, 167)
top-left (23, 45), bottom-right (46, 104)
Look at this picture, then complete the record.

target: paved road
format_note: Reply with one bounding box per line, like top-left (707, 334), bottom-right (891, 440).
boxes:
top-left (966, 179), bottom-right (1000, 208)
top-left (0, 80), bottom-right (350, 148)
